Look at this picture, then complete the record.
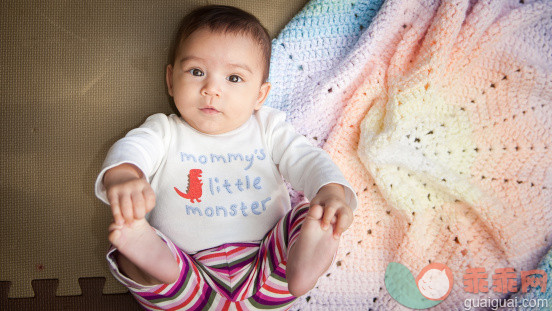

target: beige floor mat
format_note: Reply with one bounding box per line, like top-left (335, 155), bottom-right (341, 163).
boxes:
top-left (1, 0), bottom-right (308, 299)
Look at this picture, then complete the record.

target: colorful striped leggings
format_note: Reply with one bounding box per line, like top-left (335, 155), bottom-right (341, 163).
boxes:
top-left (106, 203), bottom-right (310, 310)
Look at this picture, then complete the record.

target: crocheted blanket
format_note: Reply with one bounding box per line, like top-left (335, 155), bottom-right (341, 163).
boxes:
top-left (267, 0), bottom-right (552, 309)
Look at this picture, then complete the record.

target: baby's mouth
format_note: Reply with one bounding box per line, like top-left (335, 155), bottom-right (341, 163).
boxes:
top-left (200, 107), bottom-right (220, 114)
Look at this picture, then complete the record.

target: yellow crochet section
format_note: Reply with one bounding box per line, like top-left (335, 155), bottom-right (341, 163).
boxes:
top-left (358, 64), bottom-right (482, 214)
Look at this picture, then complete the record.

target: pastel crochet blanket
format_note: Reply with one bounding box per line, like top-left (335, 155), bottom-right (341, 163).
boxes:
top-left (266, 0), bottom-right (552, 309)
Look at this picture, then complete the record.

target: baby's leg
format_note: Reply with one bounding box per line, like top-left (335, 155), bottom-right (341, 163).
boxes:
top-left (286, 204), bottom-right (339, 297)
top-left (109, 218), bottom-right (180, 285)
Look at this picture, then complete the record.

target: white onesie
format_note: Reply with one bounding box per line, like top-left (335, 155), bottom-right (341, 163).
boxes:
top-left (95, 106), bottom-right (357, 253)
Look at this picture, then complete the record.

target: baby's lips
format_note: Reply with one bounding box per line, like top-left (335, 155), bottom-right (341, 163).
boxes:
top-left (200, 107), bottom-right (221, 115)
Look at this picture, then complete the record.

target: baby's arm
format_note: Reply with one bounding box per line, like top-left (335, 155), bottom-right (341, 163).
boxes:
top-left (262, 108), bottom-right (357, 237)
top-left (309, 183), bottom-right (353, 239)
top-left (103, 163), bottom-right (156, 225)
top-left (95, 114), bottom-right (172, 224)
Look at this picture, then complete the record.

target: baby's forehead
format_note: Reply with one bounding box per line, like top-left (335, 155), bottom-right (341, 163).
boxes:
top-left (182, 29), bottom-right (268, 64)
top-left (184, 28), bottom-right (262, 50)
top-left (175, 26), bottom-right (270, 80)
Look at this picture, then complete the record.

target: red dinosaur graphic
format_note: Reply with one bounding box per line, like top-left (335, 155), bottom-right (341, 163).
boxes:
top-left (174, 169), bottom-right (203, 203)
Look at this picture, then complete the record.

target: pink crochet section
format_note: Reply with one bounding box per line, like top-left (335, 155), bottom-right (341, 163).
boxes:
top-left (290, 0), bottom-right (552, 309)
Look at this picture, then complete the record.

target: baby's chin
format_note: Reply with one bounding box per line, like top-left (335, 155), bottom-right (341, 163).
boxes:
top-left (184, 118), bottom-right (224, 135)
top-left (196, 117), bottom-right (253, 135)
top-left (190, 122), bottom-right (242, 135)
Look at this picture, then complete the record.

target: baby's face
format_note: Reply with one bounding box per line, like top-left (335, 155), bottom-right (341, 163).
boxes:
top-left (166, 28), bottom-right (270, 135)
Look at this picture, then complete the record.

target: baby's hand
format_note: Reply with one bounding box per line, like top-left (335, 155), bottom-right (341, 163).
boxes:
top-left (103, 163), bottom-right (156, 225)
top-left (309, 183), bottom-right (353, 239)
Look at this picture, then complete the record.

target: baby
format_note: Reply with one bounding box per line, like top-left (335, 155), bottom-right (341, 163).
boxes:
top-left (95, 5), bottom-right (357, 310)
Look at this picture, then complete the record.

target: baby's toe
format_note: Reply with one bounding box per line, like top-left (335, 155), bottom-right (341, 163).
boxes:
top-left (306, 204), bottom-right (324, 220)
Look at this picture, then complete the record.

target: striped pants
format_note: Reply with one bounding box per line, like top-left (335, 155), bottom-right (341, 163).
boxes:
top-left (107, 203), bottom-right (310, 310)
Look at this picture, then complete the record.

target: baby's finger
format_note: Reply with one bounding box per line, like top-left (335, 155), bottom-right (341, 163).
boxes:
top-left (119, 193), bottom-right (134, 224)
top-left (333, 209), bottom-right (353, 239)
top-left (110, 201), bottom-right (124, 225)
top-left (132, 192), bottom-right (146, 219)
top-left (107, 191), bottom-right (124, 225)
top-left (321, 206), bottom-right (337, 231)
top-left (143, 187), bottom-right (156, 213)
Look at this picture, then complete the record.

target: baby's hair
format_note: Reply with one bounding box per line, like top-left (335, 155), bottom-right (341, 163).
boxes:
top-left (170, 5), bottom-right (271, 82)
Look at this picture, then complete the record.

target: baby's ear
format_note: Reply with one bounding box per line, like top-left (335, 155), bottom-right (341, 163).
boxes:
top-left (166, 64), bottom-right (174, 97)
top-left (255, 82), bottom-right (271, 110)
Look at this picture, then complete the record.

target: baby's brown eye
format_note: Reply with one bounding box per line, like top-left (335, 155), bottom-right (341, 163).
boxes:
top-left (227, 75), bottom-right (242, 83)
top-left (189, 69), bottom-right (204, 76)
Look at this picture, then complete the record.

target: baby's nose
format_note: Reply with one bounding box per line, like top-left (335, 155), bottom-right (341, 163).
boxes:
top-left (201, 79), bottom-right (221, 97)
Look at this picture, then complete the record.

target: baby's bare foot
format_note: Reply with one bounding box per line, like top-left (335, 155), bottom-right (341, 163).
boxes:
top-left (109, 219), bottom-right (179, 284)
top-left (286, 205), bottom-right (339, 297)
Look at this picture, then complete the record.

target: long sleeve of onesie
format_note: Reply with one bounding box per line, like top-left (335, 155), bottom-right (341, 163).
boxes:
top-left (94, 114), bottom-right (171, 205)
top-left (261, 108), bottom-right (357, 210)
